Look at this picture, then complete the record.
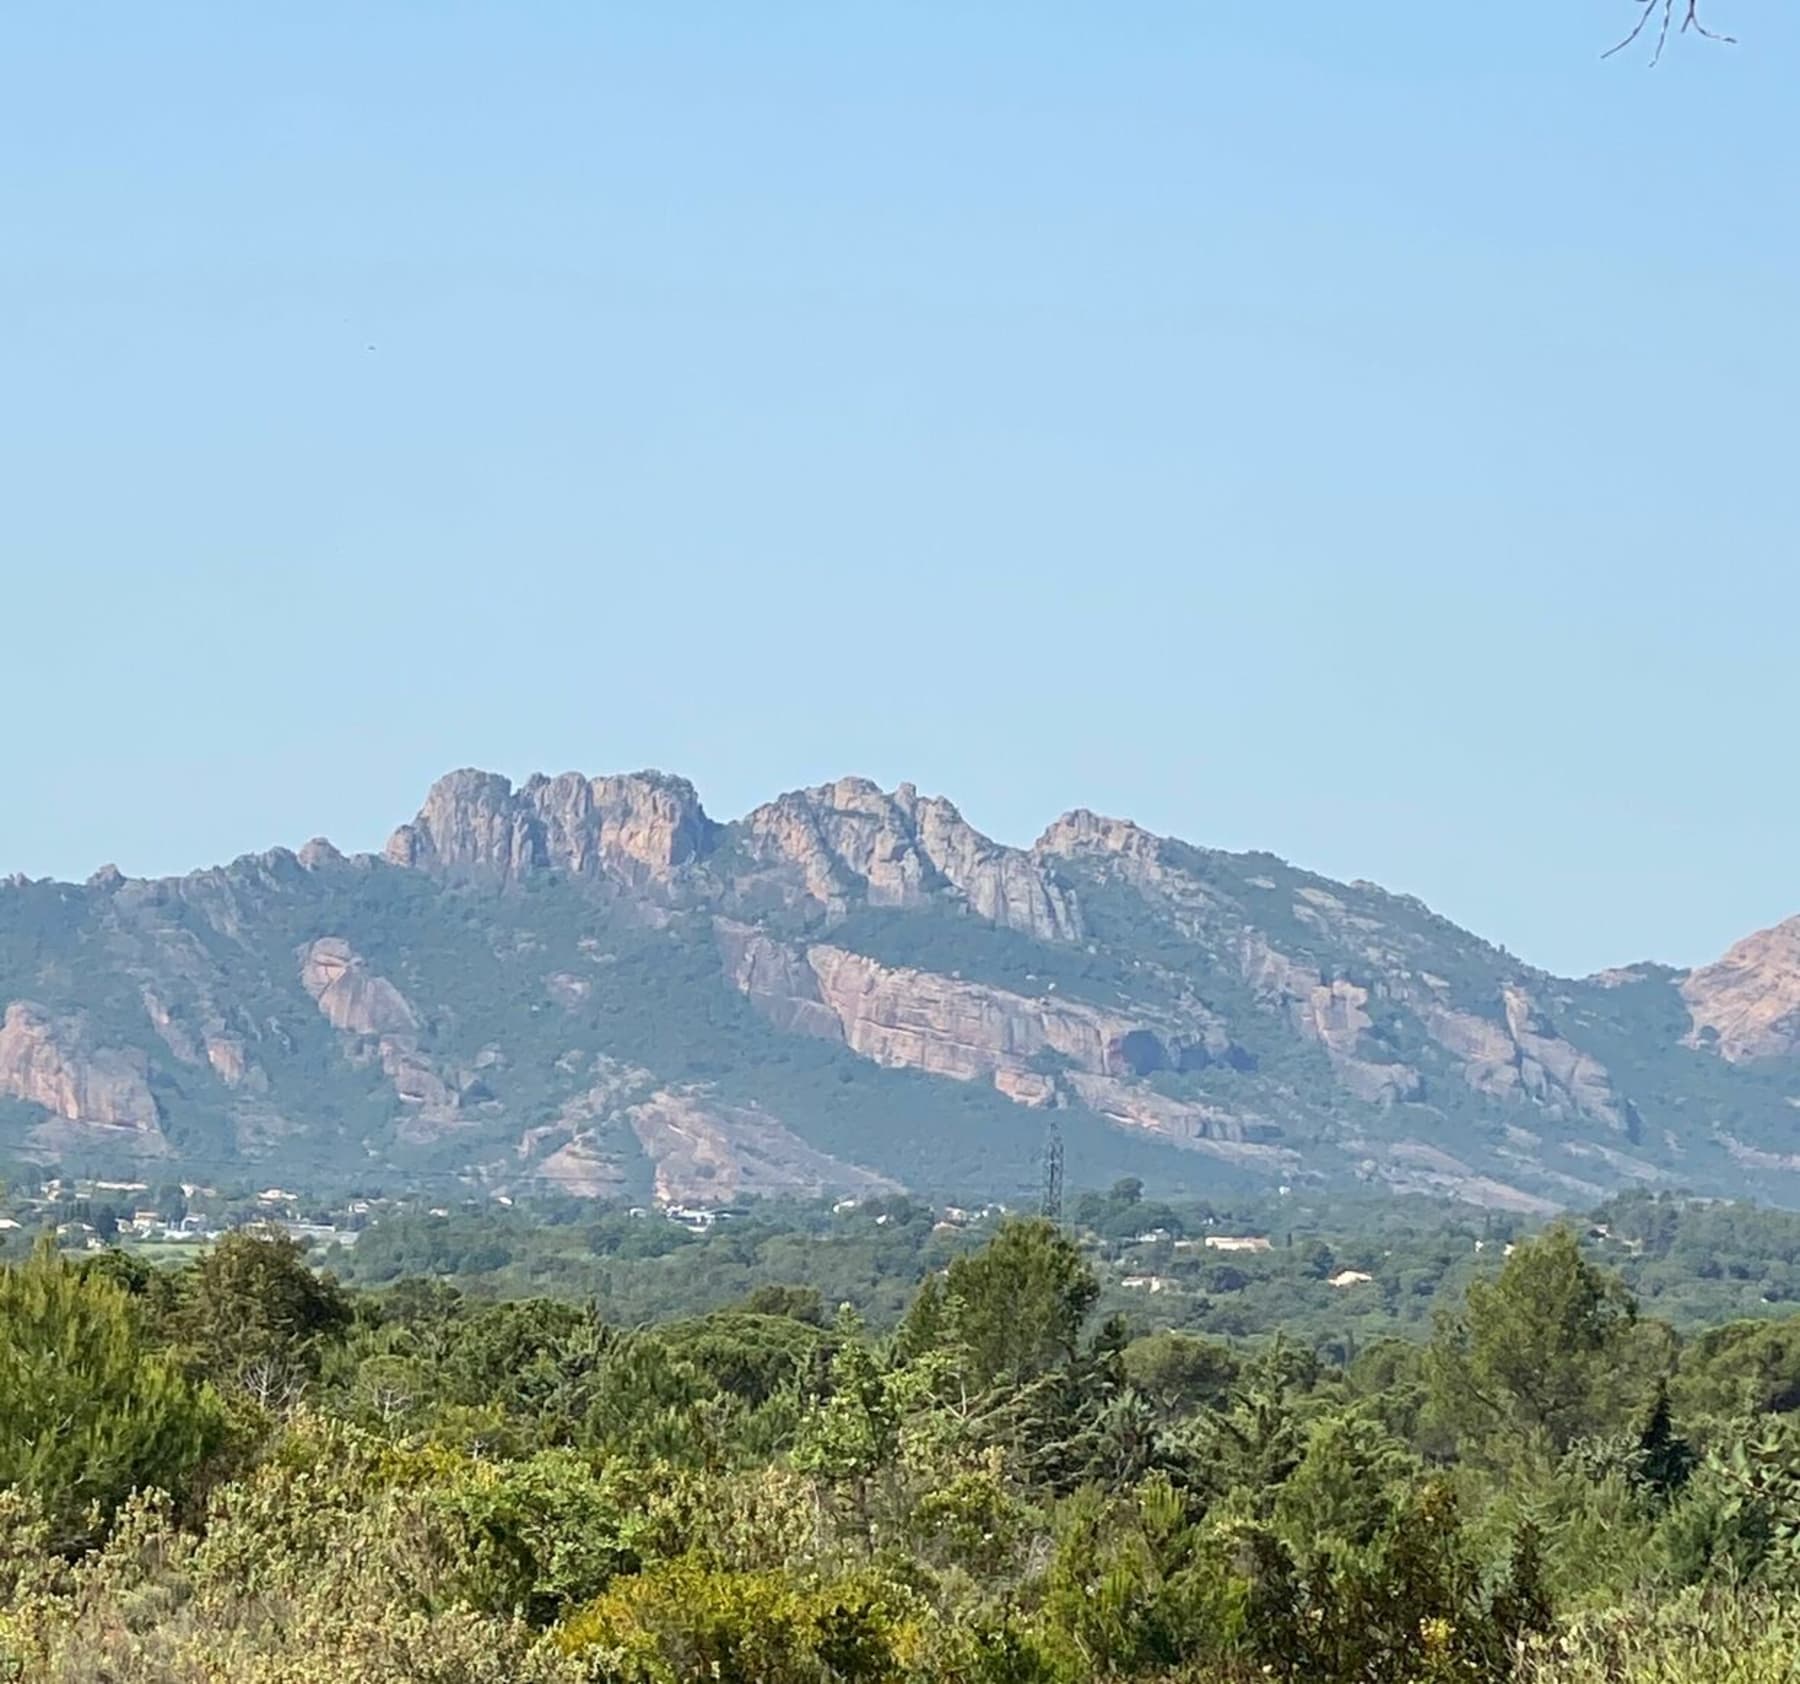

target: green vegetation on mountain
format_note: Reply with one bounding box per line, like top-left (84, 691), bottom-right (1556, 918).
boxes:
top-left (1, 767), bottom-right (1795, 1214)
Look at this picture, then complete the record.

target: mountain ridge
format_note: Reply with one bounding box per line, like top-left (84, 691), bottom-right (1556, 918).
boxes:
top-left (1, 765), bottom-right (1795, 1210)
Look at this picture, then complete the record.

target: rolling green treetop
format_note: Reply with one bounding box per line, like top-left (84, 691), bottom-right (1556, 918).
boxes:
top-left (0, 1237), bottom-right (228, 1549)
top-left (1427, 1228), bottom-right (1668, 1465)
top-left (922, 1218), bottom-right (1100, 1392)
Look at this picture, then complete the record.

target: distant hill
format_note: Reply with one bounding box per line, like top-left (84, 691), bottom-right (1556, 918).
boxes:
top-left (3, 767), bottom-right (1796, 1208)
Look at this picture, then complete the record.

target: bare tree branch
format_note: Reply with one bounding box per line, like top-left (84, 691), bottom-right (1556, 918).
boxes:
top-left (1604, 1), bottom-right (1737, 65)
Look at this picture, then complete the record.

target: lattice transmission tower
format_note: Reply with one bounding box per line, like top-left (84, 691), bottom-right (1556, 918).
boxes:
top-left (1039, 1116), bottom-right (1065, 1222)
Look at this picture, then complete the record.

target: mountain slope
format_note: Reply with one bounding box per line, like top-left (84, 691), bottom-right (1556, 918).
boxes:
top-left (2, 767), bottom-right (1796, 1208)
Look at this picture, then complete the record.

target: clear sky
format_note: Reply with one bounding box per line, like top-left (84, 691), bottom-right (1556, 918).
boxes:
top-left (4, 3), bottom-right (1794, 978)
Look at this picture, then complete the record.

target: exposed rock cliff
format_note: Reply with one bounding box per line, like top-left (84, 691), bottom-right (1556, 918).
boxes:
top-left (1034, 809), bottom-right (1167, 872)
top-left (722, 923), bottom-right (1239, 1110)
top-left (1416, 988), bottom-right (1625, 1129)
top-left (0, 1003), bottom-right (162, 1134)
top-left (5, 761), bottom-right (1797, 1210)
top-left (1239, 936), bottom-right (1423, 1104)
top-left (387, 768), bottom-right (716, 890)
top-left (800, 945), bottom-right (1218, 1099)
top-left (1042, 806), bottom-right (1630, 1130)
top-left (530, 1134), bottom-right (632, 1198)
top-left (714, 919), bottom-right (844, 1041)
top-left (141, 988), bottom-right (253, 1090)
top-left (1682, 916), bottom-right (1800, 1062)
top-left (743, 778), bottom-right (1081, 940)
top-left (624, 1090), bottom-right (897, 1205)
top-left (517, 1057), bottom-right (654, 1196)
top-left (297, 938), bottom-right (462, 1128)
top-left (299, 938), bottom-right (419, 1036)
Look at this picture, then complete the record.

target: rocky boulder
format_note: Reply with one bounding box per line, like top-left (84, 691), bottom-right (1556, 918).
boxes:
top-left (299, 938), bottom-right (419, 1036)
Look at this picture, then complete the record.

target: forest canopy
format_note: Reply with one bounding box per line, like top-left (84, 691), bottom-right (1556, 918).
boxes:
top-left (3, 1207), bottom-right (1800, 1682)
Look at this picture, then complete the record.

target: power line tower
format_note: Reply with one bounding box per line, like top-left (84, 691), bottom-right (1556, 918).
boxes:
top-left (1039, 1116), bottom-right (1064, 1222)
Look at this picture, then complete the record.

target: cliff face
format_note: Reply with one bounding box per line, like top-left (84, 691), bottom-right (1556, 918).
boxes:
top-left (1239, 935), bottom-right (1423, 1105)
top-left (714, 920), bottom-right (845, 1042)
top-left (624, 1090), bottom-right (897, 1206)
top-left (800, 945), bottom-right (1218, 1098)
top-left (1415, 988), bottom-right (1626, 1129)
top-left (0, 1003), bottom-right (162, 1139)
top-left (141, 988), bottom-right (251, 1089)
top-left (742, 778), bottom-right (1081, 941)
top-left (2, 762), bottom-right (1796, 1210)
top-left (387, 769), bottom-right (716, 890)
top-left (300, 938), bottom-right (419, 1036)
top-left (1682, 917), bottom-right (1800, 1062)
top-left (717, 914), bottom-right (1243, 1117)
top-left (1036, 800), bottom-right (1641, 1157)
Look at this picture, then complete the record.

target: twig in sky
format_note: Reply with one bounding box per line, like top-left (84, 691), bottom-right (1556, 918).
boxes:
top-left (1603, 0), bottom-right (1737, 66)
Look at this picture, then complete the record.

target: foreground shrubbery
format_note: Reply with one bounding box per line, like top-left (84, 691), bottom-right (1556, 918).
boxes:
top-left (3, 1223), bottom-right (1800, 1682)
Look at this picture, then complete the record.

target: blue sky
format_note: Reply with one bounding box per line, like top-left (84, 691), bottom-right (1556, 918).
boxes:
top-left (3, 2), bottom-right (1794, 977)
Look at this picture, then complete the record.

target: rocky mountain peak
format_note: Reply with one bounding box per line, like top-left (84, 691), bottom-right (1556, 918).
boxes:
top-left (385, 769), bottom-right (541, 878)
top-left (386, 766), bottom-right (716, 890)
top-left (5, 761), bottom-right (1798, 1212)
top-left (741, 776), bottom-right (1082, 941)
top-left (297, 837), bottom-right (346, 871)
top-left (1034, 808), bottom-right (1163, 865)
top-left (1682, 914), bottom-right (1800, 1062)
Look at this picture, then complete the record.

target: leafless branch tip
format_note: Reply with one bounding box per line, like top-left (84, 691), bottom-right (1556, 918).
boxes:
top-left (1604, 0), bottom-right (1737, 66)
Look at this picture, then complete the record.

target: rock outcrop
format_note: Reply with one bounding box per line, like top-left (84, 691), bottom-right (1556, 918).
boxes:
top-left (1063, 1072), bottom-right (1291, 1164)
top-left (140, 988), bottom-right (252, 1089)
top-left (743, 778), bottom-right (1081, 940)
top-left (298, 938), bottom-right (463, 1127)
top-left (1239, 936), bottom-right (1422, 1104)
top-left (1682, 916), bottom-right (1800, 1062)
top-left (387, 768), bottom-right (716, 891)
top-left (299, 938), bottom-right (418, 1036)
top-left (1417, 987), bottom-right (1624, 1128)
top-left (531, 1135), bottom-right (631, 1197)
top-left (0, 1002), bottom-right (161, 1133)
top-left (1034, 808), bottom-right (1167, 872)
top-left (518, 1058), bottom-right (655, 1194)
top-left (722, 925), bottom-right (1238, 1108)
top-left (714, 920), bottom-right (845, 1041)
top-left (625, 1090), bottom-right (897, 1205)
top-left (800, 945), bottom-right (1215, 1100)
top-left (513, 1059), bottom-right (891, 1204)
top-left (1039, 810), bottom-right (1625, 1128)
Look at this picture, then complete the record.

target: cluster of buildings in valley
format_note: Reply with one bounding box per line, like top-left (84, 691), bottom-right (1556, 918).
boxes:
top-left (1099, 1220), bottom-right (1393, 1302)
top-left (2, 1177), bottom-right (389, 1253)
top-left (7, 1179), bottom-right (1012, 1255)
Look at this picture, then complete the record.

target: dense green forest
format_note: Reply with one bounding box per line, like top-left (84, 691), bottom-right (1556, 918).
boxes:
top-left (323, 1183), bottom-right (1800, 1349)
top-left (5, 1194), bottom-right (1800, 1681)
